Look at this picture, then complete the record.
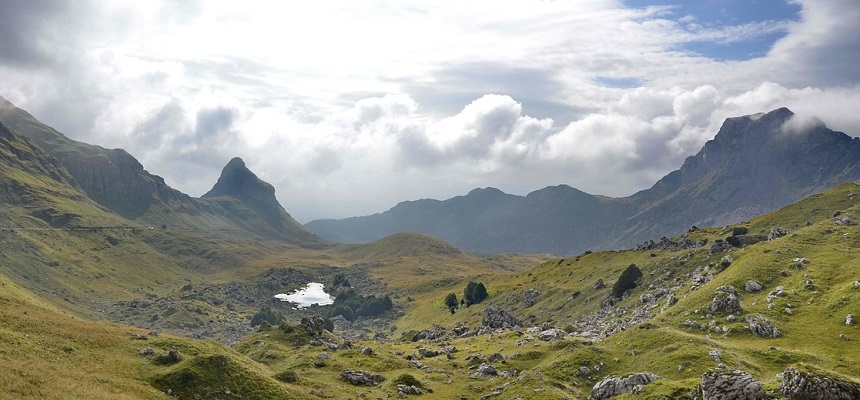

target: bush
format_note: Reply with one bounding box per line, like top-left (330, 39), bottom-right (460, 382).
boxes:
top-left (332, 273), bottom-right (350, 288)
top-left (393, 374), bottom-right (424, 389)
top-left (611, 264), bottom-right (642, 298)
top-left (444, 293), bottom-right (458, 313)
top-left (464, 281), bottom-right (489, 306)
top-left (726, 235), bottom-right (742, 247)
top-left (731, 227), bottom-right (749, 236)
top-left (274, 370), bottom-right (300, 383)
top-left (327, 291), bottom-right (393, 320)
top-left (250, 306), bottom-right (283, 326)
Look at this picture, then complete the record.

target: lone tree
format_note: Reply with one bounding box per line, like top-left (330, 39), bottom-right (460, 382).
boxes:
top-left (611, 263), bottom-right (642, 299)
top-left (444, 293), bottom-right (458, 314)
top-left (464, 281), bottom-right (489, 306)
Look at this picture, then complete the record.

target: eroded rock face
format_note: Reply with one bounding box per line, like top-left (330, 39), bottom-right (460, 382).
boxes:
top-left (339, 370), bottom-right (385, 386)
top-left (694, 369), bottom-right (764, 400)
top-left (745, 314), bottom-right (781, 338)
top-left (523, 288), bottom-right (539, 307)
top-left (588, 372), bottom-right (660, 400)
top-left (781, 367), bottom-right (860, 399)
top-left (710, 286), bottom-right (743, 314)
top-left (482, 305), bottom-right (522, 329)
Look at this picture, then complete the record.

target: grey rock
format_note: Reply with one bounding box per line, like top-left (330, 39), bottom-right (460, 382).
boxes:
top-left (486, 352), bottom-right (504, 363)
top-left (537, 328), bottom-right (566, 341)
top-left (709, 241), bottom-right (733, 254)
top-left (767, 286), bottom-right (786, 303)
top-left (781, 367), bottom-right (860, 399)
top-left (708, 349), bottom-right (722, 363)
top-left (300, 316), bottom-right (326, 335)
top-left (397, 384), bottom-right (423, 396)
top-left (589, 372), bottom-right (660, 400)
top-left (469, 363), bottom-right (497, 378)
top-left (482, 305), bottom-right (522, 329)
top-left (744, 280), bottom-right (764, 292)
top-left (523, 288), bottom-right (539, 307)
top-left (593, 279), bottom-right (606, 290)
top-left (695, 369), bottom-right (765, 400)
top-left (768, 227), bottom-right (790, 240)
top-left (411, 325), bottom-right (446, 342)
top-left (339, 370), bottom-right (385, 386)
top-left (418, 348), bottom-right (439, 358)
top-left (138, 347), bottom-right (154, 356)
top-left (846, 314), bottom-right (854, 326)
top-left (710, 286), bottom-right (743, 314)
top-left (745, 314), bottom-right (781, 338)
top-left (360, 347), bottom-right (373, 355)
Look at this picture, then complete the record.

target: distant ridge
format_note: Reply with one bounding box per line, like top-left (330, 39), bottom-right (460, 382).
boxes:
top-left (307, 108), bottom-right (860, 255)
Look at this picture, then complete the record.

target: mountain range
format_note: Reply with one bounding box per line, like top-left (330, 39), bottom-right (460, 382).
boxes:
top-left (306, 107), bottom-right (860, 255)
top-left (0, 96), bottom-right (324, 247)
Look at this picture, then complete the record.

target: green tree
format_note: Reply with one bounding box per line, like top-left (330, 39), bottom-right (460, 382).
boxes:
top-left (250, 305), bottom-right (282, 326)
top-left (611, 263), bottom-right (642, 298)
top-left (464, 281), bottom-right (489, 306)
top-left (444, 293), bottom-right (458, 313)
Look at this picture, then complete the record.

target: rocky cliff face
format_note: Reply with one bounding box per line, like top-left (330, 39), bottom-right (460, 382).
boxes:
top-left (308, 108), bottom-right (860, 255)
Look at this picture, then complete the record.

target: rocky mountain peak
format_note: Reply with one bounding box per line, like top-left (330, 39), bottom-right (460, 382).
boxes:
top-left (203, 157), bottom-right (275, 200)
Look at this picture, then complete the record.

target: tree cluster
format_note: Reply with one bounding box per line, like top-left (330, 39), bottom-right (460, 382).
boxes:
top-left (464, 281), bottom-right (488, 306)
top-left (250, 305), bottom-right (283, 326)
top-left (326, 290), bottom-right (393, 321)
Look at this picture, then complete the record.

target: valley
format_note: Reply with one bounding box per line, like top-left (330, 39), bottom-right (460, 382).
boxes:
top-left (1, 97), bottom-right (859, 399)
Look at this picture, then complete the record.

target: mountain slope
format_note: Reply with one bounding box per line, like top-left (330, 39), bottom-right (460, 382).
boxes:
top-left (0, 96), bottom-right (324, 245)
top-left (307, 108), bottom-right (860, 255)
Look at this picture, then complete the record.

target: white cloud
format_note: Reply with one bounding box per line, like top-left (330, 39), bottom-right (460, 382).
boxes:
top-left (0, 1), bottom-right (858, 222)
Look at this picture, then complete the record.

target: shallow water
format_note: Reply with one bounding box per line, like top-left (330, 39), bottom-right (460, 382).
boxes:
top-left (274, 282), bottom-right (334, 308)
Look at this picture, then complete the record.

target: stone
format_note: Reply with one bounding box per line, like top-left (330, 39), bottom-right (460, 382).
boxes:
top-left (709, 241), bottom-right (733, 254)
top-left (523, 288), bottom-right (539, 308)
top-left (593, 279), bottom-right (606, 290)
top-left (138, 347), bottom-right (154, 356)
top-left (487, 352), bottom-right (504, 363)
top-left (767, 286), bottom-right (786, 303)
top-left (411, 325), bottom-right (447, 342)
top-left (708, 349), bottom-right (722, 363)
top-left (710, 286), bottom-right (743, 314)
top-left (768, 227), bottom-right (790, 240)
top-left (397, 384), bottom-right (423, 396)
top-left (300, 316), bottom-right (326, 335)
top-left (537, 328), bottom-right (566, 341)
top-left (695, 369), bottom-right (765, 400)
top-left (482, 305), bottom-right (523, 329)
top-left (781, 367), bottom-right (860, 399)
top-left (168, 346), bottom-right (182, 362)
top-left (744, 280), bottom-right (764, 292)
top-left (846, 314), bottom-right (854, 326)
top-left (339, 370), bottom-right (385, 386)
top-left (745, 314), bottom-right (781, 338)
top-left (418, 348), bottom-right (439, 358)
top-left (588, 372), bottom-right (660, 400)
top-left (361, 347), bottom-right (373, 355)
top-left (469, 363), bottom-right (497, 378)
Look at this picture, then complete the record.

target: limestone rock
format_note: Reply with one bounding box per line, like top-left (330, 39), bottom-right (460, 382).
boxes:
top-left (846, 314), bottom-right (854, 326)
top-left (593, 279), bottom-right (606, 290)
top-left (695, 369), bottom-right (765, 400)
top-left (588, 372), bottom-right (660, 400)
top-left (397, 384), bottom-right (423, 396)
top-left (339, 370), bottom-right (385, 386)
top-left (482, 305), bottom-right (522, 329)
top-left (301, 316), bottom-right (326, 335)
top-left (418, 348), bottom-right (439, 358)
top-left (710, 286), bottom-right (743, 314)
top-left (745, 314), bottom-right (781, 338)
top-left (469, 363), bottom-right (497, 379)
top-left (537, 328), bottom-right (566, 341)
top-left (745, 280), bottom-right (764, 292)
top-left (781, 367), bottom-right (860, 399)
top-left (523, 288), bottom-right (539, 308)
top-left (768, 227), bottom-right (790, 240)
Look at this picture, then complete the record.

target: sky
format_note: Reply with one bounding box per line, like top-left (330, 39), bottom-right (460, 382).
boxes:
top-left (1, 0), bottom-right (860, 222)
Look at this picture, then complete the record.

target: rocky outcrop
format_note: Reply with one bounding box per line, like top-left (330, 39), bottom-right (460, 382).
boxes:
top-left (301, 316), bottom-right (326, 335)
top-left (692, 369), bottom-right (765, 400)
top-left (745, 314), bottom-right (781, 338)
top-left (768, 227), bottom-right (790, 240)
top-left (537, 328), bottom-right (566, 341)
top-left (339, 370), bottom-right (385, 386)
top-left (588, 373), bottom-right (660, 400)
top-left (523, 288), bottom-right (539, 307)
top-left (745, 280), bottom-right (764, 292)
top-left (710, 286), bottom-right (743, 314)
top-left (781, 367), bottom-right (860, 399)
top-left (482, 305), bottom-right (522, 329)
top-left (397, 384), bottom-right (423, 396)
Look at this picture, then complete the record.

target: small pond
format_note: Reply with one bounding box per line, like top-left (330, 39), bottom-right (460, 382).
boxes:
top-left (274, 282), bottom-right (334, 308)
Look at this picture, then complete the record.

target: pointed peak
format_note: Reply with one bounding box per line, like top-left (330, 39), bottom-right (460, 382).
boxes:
top-left (203, 157), bottom-right (273, 200)
top-left (225, 157), bottom-right (246, 168)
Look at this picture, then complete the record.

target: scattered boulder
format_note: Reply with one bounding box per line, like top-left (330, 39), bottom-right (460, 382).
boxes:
top-left (835, 216), bottom-right (856, 226)
top-left (523, 288), bottom-right (539, 308)
top-left (168, 346), bottom-right (182, 362)
top-left (767, 286), bottom-right (786, 303)
top-left (486, 353), bottom-right (504, 363)
top-left (411, 325), bottom-right (447, 342)
top-left (709, 241), bottom-right (733, 254)
top-left (768, 227), bottom-right (790, 241)
top-left (693, 369), bottom-right (765, 400)
top-left (745, 314), bottom-right (781, 338)
top-left (593, 279), bottom-right (606, 290)
top-left (846, 314), bottom-right (854, 326)
top-left (710, 286), bottom-right (743, 314)
top-left (469, 363), bottom-right (497, 379)
top-left (708, 349), bottom-right (722, 363)
top-left (588, 373), bottom-right (661, 400)
top-left (482, 305), bottom-right (522, 329)
top-left (745, 280), bottom-right (764, 293)
top-left (781, 367), bottom-right (860, 399)
top-left (418, 348), bottom-right (439, 358)
top-left (339, 370), bottom-right (385, 386)
top-left (397, 384), bottom-right (423, 396)
top-left (361, 347), bottom-right (374, 355)
top-left (138, 347), bottom-right (155, 356)
top-left (301, 316), bottom-right (326, 335)
top-left (537, 328), bottom-right (566, 341)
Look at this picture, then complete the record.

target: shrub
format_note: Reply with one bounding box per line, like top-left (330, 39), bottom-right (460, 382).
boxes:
top-left (444, 293), bottom-right (458, 313)
top-left (250, 306), bottom-right (283, 326)
top-left (274, 370), bottom-right (300, 383)
top-left (731, 227), bottom-right (749, 236)
top-left (611, 264), bottom-right (642, 298)
top-left (332, 273), bottom-right (350, 288)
